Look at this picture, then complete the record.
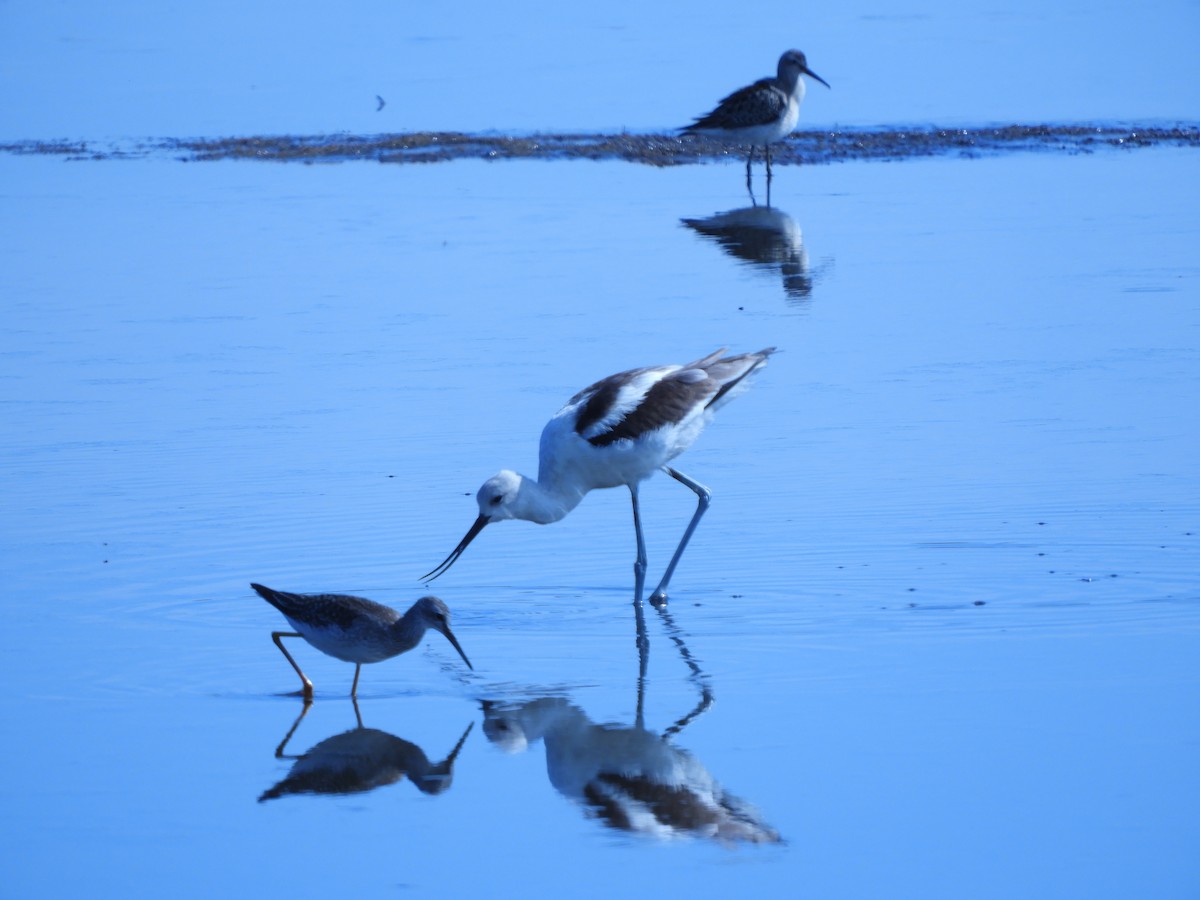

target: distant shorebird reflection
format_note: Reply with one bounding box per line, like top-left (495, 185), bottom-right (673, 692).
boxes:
top-left (481, 605), bottom-right (779, 844)
top-left (682, 206), bottom-right (815, 303)
top-left (259, 701), bottom-right (473, 803)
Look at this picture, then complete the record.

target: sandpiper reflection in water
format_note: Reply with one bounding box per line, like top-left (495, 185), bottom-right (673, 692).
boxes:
top-left (259, 701), bottom-right (473, 802)
top-left (682, 205), bottom-right (819, 303)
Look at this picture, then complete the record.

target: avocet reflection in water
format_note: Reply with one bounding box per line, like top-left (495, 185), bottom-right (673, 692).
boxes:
top-left (259, 701), bottom-right (473, 803)
top-left (481, 605), bottom-right (780, 844)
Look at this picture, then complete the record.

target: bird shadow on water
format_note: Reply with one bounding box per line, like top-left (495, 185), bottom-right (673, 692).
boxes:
top-left (259, 698), bottom-right (473, 803)
top-left (681, 202), bottom-right (829, 306)
top-left (479, 601), bottom-right (781, 844)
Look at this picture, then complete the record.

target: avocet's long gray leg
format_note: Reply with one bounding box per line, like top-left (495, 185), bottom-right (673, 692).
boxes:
top-left (350, 663), bottom-right (362, 699)
top-left (649, 466), bottom-right (712, 605)
top-left (745, 145), bottom-right (755, 193)
top-left (272, 631), bottom-right (314, 701)
top-left (630, 482), bottom-right (648, 606)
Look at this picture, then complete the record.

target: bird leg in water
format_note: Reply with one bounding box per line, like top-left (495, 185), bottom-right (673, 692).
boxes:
top-left (649, 467), bottom-right (712, 605)
top-left (629, 482), bottom-right (648, 606)
top-left (272, 631), bottom-right (314, 701)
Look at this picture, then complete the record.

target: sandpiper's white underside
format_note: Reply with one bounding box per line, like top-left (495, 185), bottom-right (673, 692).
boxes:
top-left (690, 90), bottom-right (802, 147)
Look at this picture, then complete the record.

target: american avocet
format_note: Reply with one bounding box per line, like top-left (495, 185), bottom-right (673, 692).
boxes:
top-left (683, 49), bottom-right (829, 186)
top-left (422, 347), bottom-right (776, 604)
top-left (251, 583), bottom-right (472, 700)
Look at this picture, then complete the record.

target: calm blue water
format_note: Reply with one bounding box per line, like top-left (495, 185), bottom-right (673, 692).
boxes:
top-left (4, 0), bottom-right (1199, 137)
top-left (2, 1), bottom-right (1199, 897)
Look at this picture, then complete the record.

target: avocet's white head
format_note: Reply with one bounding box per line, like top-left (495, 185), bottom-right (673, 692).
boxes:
top-left (476, 469), bottom-right (524, 522)
top-left (422, 470), bottom-right (531, 583)
top-left (482, 709), bottom-right (531, 754)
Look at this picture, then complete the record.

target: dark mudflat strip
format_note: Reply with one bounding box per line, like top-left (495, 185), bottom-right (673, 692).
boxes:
top-left (3, 123), bottom-right (1197, 165)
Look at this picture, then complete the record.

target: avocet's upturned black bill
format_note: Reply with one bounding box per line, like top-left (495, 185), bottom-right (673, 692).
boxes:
top-left (422, 348), bottom-right (776, 603)
top-left (422, 513), bottom-right (490, 583)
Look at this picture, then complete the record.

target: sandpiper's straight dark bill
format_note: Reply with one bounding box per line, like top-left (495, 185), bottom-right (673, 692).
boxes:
top-left (422, 348), bottom-right (776, 603)
top-left (251, 583), bottom-right (472, 699)
top-left (799, 59), bottom-right (830, 90)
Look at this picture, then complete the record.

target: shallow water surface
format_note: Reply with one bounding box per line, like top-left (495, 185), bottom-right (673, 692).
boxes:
top-left (2, 1), bottom-right (1199, 896)
top-left (3, 140), bottom-right (1197, 898)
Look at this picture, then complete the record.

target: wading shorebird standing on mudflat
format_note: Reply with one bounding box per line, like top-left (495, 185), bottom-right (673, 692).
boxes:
top-left (251, 583), bottom-right (473, 700)
top-left (422, 348), bottom-right (776, 605)
top-left (683, 49), bottom-right (829, 188)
